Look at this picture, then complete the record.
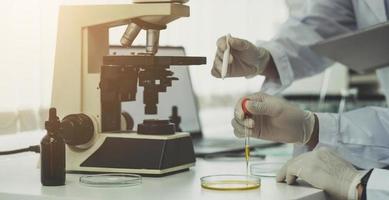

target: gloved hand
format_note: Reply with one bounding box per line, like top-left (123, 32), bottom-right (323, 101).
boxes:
top-left (276, 148), bottom-right (365, 200)
top-left (231, 92), bottom-right (315, 144)
top-left (211, 36), bottom-right (271, 78)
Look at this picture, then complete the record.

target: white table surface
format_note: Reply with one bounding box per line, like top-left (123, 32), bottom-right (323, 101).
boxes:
top-left (0, 132), bottom-right (326, 200)
top-left (0, 152), bottom-right (326, 200)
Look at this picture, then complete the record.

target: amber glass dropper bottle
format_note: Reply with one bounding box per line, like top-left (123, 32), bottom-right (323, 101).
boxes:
top-left (41, 108), bottom-right (65, 186)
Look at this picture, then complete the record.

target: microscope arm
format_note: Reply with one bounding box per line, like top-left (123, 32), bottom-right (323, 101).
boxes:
top-left (57, 4), bottom-right (189, 28)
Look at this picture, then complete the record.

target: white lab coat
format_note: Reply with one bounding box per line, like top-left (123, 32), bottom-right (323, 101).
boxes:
top-left (258, 0), bottom-right (389, 198)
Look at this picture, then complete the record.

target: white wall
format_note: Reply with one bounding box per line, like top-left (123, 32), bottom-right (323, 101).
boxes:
top-left (0, 0), bottom-right (350, 134)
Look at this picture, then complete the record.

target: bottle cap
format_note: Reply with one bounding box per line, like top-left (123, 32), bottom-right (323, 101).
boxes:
top-left (241, 98), bottom-right (252, 118)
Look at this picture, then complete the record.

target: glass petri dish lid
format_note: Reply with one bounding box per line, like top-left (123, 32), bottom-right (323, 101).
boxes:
top-left (250, 161), bottom-right (285, 177)
top-left (79, 173), bottom-right (142, 187)
top-left (201, 174), bottom-right (261, 191)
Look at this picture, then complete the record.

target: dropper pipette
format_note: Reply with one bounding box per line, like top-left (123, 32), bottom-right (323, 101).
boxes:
top-left (242, 98), bottom-right (252, 175)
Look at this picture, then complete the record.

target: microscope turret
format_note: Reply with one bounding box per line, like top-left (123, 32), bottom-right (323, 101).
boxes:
top-left (120, 0), bottom-right (189, 54)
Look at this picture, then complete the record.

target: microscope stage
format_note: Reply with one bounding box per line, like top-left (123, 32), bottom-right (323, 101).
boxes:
top-left (101, 131), bottom-right (190, 140)
top-left (103, 55), bottom-right (206, 67)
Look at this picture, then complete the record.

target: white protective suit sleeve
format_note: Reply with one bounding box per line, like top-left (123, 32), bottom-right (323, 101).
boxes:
top-left (316, 107), bottom-right (389, 170)
top-left (258, 0), bottom-right (357, 93)
top-left (367, 168), bottom-right (389, 199)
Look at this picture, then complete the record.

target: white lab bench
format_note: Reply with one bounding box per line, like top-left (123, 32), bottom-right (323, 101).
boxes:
top-left (0, 132), bottom-right (326, 200)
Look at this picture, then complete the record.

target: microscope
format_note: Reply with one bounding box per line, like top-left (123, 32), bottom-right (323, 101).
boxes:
top-left (50, 0), bottom-right (206, 175)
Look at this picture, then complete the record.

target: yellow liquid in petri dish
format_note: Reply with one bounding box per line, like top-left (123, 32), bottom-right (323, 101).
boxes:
top-left (201, 175), bottom-right (261, 191)
top-left (201, 180), bottom-right (260, 191)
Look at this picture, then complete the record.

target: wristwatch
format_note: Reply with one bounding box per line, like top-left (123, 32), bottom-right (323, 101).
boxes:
top-left (360, 169), bottom-right (374, 200)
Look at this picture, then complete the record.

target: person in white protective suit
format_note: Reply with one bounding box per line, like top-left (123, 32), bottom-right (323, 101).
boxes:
top-left (211, 0), bottom-right (389, 199)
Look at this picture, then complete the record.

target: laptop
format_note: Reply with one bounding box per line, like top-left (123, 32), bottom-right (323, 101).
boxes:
top-left (311, 21), bottom-right (389, 73)
top-left (110, 45), bottom-right (280, 157)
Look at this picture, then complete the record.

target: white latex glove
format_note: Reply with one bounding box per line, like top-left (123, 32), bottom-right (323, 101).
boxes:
top-left (277, 148), bottom-right (365, 200)
top-left (211, 36), bottom-right (271, 78)
top-left (231, 92), bottom-right (315, 144)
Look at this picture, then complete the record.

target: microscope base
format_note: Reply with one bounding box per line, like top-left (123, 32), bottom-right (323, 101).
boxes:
top-left (65, 132), bottom-right (196, 176)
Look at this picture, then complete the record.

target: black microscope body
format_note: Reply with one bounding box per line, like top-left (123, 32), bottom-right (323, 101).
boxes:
top-left (48, 55), bottom-right (206, 176)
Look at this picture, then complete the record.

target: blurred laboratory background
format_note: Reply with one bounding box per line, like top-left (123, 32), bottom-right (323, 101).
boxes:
top-left (0, 0), bottom-right (386, 136)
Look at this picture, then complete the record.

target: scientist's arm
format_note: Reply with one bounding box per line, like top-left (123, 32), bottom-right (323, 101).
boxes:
top-left (314, 107), bottom-right (389, 169)
top-left (213, 0), bottom-right (357, 92)
top-left (234, 93), bottom-right (389, 168)
top-left (261, 0), bottom-right (358, 91)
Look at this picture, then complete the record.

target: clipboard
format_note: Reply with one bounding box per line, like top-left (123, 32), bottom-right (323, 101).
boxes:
top-left (311, 22), bottom-right (389, 73)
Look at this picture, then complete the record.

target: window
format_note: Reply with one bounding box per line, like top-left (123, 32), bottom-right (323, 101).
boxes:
top-left (0, 0), bottom-right (288, 134)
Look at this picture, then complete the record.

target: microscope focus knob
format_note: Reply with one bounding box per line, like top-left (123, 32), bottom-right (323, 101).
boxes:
top-left (60, 114), bottom-right (94, 146)
top-left (169, 106), bottom-right (182, 132)
top-left (121, 112), bottom-right (134, 131)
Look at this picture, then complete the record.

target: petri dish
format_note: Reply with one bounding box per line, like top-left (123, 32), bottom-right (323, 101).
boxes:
top-left (250, 161), bottom-right (285, 177)
top-left (201, 175), bottom-right (261, 191)
top-left (79, 173), bottom-right (142, 187)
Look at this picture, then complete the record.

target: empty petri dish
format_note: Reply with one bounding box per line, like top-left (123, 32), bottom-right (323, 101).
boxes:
top-left (79, 173), bottom-right (142, 187)
top-left (250, 161), bottom-right (285, 177)
top-left (201, 175), bottom-right (261, 191)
